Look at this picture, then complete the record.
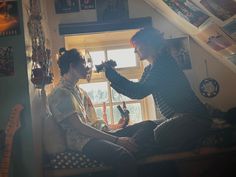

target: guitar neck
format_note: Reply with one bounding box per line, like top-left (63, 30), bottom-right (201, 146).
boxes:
top-left (0, 136), bottom-right (14, 177)
top-left (0, 104), bottom-right (23, 177)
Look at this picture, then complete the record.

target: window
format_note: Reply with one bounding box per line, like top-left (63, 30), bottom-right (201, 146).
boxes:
top-left (79, 47), bottom-right (144, 125)
top-left (66, 29), bottom-right (156, 125)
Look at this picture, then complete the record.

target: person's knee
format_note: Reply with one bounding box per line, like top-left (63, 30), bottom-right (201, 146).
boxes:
top-left (143, 120), bottom-right (157, 129)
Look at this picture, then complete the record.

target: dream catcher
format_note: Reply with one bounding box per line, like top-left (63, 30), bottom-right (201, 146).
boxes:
top-left (199, 60), bottom-right (219, 98)
top-left (27, 0), bottom-right (53, 89)
top-left (84, 50), bottom-right (93, 82)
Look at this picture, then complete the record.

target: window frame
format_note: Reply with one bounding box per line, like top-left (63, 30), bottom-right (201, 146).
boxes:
top-left (78, 44), bottom-right (149, 124)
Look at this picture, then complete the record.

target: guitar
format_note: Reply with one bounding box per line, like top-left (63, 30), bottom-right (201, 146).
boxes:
top-left (0, 104), bottom-right (24, 177)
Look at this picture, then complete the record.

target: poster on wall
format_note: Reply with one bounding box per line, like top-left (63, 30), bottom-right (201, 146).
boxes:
top-left (80, 0), bottom-right (95, 10)
top-left (163, 0), bottom-right (209, 27)
top-left (0, 46), bottom-right (14, 77)
top-left (197, 24), bottom-right (235, 51)
top-left (223, 19), bottom-right (236, 41)
top-left (0, 0), bottom-right (20, 37)
top-left (166, 37), bottom-right (192, 70)
top-left (54, 0), bottom-right (80, 14)
top-left (96, 0), bottom-right (129, 22)
top-left (200, 0), bottom-right (236, 21)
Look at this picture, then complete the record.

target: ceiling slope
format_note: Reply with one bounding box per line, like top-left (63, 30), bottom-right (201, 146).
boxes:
top-left (144, 0), bottom-right (236, 73)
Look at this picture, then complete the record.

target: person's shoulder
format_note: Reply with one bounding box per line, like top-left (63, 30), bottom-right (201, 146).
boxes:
top-left (48, 86), bottom-right (72, 100)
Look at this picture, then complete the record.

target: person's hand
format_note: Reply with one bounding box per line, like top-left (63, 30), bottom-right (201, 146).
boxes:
top-left (116, 137), bottom-right (138, 153)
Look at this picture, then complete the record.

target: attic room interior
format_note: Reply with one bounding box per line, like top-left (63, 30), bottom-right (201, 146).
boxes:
top-left (0, 0), bottom-right (236, 177)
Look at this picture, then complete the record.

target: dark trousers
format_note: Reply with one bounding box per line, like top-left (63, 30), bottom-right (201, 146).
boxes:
top-left (82, 120), bottom-right (158, 177)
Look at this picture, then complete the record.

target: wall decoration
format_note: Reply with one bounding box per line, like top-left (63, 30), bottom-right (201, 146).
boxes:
top-left (96, 0), bottom-right (129, 22)
top-left (228, 53), bottom-right (236, 65)
top-left (54, 0), bottom-right (80, 14)
top-left (0, 46), bottom-right (14, 77)
top-left (199, 78), bottom-right (219, 98)
top-left (197, 24), bottom-right (235, 51)
top-left (163, 0), bottom-right (209, 27)
top-left (223, 19), bottom-right (236, 41)
top-left (80, 0), bottom-right (95, 10)
top-left (167, 37), bottom-right (192, 70)
top-left (200, 0), bottom-right (236, 21)
top-left (199, 60), bottom-right (219, 98)
top-left (0, 0), bottom-right (20, 37)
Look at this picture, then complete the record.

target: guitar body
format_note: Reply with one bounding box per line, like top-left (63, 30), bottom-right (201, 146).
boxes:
top-left (0, 104), bottom-right (24, 177)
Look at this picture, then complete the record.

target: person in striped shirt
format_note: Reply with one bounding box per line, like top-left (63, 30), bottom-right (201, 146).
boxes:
top-left (104, 26), bottom-right (212, 153)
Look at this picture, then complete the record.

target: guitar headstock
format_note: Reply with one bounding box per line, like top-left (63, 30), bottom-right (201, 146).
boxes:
top-left (5, 104), bottom-right (24, 138)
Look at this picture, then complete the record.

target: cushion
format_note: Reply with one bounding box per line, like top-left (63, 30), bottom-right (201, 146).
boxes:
top-left (45, 151), bottom-right (104, 169)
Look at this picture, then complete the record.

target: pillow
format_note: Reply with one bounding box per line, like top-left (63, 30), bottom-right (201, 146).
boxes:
top-left (43, 112), bottom-right (66, 154)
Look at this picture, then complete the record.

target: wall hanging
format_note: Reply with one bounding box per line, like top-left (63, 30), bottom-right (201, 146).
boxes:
top-left (162, 0), bottom-right (209, 27)
top-left (0, 0), bottom-right (20, 37)
top-left (54, 0), bottom-right (80, 14)
top-left (0, 46), bottom-right (14, 77)
top-left (27, 0), bottom-right (53, 89)
top-left (199, 60), bottom-right (219, 98)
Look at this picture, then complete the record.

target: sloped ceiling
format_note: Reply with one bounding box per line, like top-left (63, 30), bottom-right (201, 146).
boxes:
top-left (144, 0), bottom-right (236, 73)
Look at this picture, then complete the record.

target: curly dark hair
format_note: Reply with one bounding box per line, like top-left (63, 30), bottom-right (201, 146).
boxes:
top-left (57, 48), bottom-right (85, 76)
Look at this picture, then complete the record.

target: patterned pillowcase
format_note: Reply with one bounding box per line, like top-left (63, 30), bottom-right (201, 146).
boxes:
top-left (45, 151), bottom-right (104, 169)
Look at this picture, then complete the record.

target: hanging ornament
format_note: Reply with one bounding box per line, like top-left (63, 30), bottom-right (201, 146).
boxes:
top-left (27, 0), bottom-right (53, 89)
top-left (199, 60), bottom-right (219, 98)
top-left (84, 50), bottom-right (93, 82)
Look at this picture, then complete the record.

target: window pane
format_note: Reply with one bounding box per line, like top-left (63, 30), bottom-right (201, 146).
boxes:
top-left (79, 82), bottom-right (108, 104)
top-left (89, 51), bottom-right (105, 71)
top-left (95, 106), bottom-right (111, 124)
top-left (107, 48), bottom-right (136, 68)
top-left (111, 79), bottom-right (138, 102)
top-left (113, 103), bottom-right (142, 124)
top-left (112, 89), bottom-right (131, 102)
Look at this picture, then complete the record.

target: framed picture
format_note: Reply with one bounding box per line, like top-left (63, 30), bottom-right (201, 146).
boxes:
top-left (80, 0), bottom-right (95, 10)
top-left (167, 37), bottom-right (192, 70)
top-left (96, 0), bottom-right (129, 22)
top-left (197, 24), bottom-right (235, 51)
top-left (223, 19), bottom-right (236, 41)
top-left (200, 0), bottom-right (236, 21)
top-left (0, 46), bottom-right (14, 77)
top-left (0, 0), bottom-right (20, 37)
top-left (54, 0), bottom-right (80, 14)
top-left (163, 0), bottom-right (209, 27)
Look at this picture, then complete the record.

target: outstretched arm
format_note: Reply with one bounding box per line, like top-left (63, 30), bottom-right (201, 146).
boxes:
top-left (105, 64), bottom-right (157, 99)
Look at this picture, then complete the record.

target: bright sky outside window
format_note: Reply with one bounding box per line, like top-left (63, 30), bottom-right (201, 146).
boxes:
top-left (89, 51), bottom-right (106, 71)
top-left (107, 48), bottom-right (136, 68)
top-left (79, 82), bottom-right (108, 104)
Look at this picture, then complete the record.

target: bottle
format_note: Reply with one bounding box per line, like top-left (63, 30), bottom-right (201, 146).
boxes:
top-left (122, 101), bottom-right (130, 127)
top-left (102, 102), bottom-right (108, 125)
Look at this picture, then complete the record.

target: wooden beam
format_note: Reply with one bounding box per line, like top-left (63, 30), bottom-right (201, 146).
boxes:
top-left (59, 17), bottom-right (152, 35)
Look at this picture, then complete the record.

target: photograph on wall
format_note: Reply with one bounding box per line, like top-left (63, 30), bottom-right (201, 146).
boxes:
top-left (200, 0), bottom-right (236, 21)
top-left (166, 37), bottom-right (192, 70)
top-left (0, 0), bottom-right (20, 37)
top-left (163, 0), bottom-right (209, 27)
top-left (0, 46), bottom-right (14, 77)
top-left (80, 0), bottom-right (95, 10)
top-left (228, 53), bottom-right (236, 65)
top-left (197, 24), bottom-right (235, 51)
top-left (54, 0), bottom-right (80, 14)
top-left (223, 19), bottom-right (236, 41)
top-left (96, 0), bottom-right (129, 22)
